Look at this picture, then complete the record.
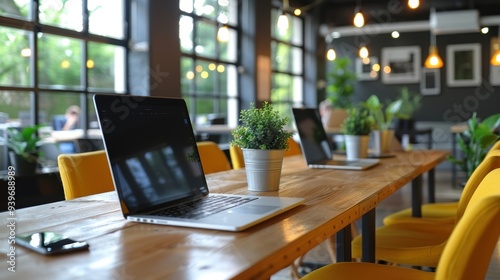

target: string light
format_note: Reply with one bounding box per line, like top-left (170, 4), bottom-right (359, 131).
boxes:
top-left (326, 48), bottom-right (336, 61)
top-left (359, 45), bottom-right (369, 58)
top-left (408, 0), bottom-right (419, 9)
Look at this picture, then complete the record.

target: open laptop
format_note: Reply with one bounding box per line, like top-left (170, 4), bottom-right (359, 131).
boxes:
top-left (291, 107), bottom-right (379, 170)
top-left (93, 94), bottom-right (304, 231)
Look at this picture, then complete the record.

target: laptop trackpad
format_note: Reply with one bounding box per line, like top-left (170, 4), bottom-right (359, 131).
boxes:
top-left (230, 205), bottom-right (279, 214)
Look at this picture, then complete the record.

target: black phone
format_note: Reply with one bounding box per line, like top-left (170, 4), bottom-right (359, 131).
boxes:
top-left (16, 232), bottom-right (89, 255)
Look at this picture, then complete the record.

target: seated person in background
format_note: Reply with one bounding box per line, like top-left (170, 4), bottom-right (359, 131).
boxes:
top-left (53, 105), bottom-right (81, 153)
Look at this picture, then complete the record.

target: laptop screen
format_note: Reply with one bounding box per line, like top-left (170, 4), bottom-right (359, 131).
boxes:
top-left (94, 95), bottom-right (209, 215)
top-left (292, 108), bottom-right (333, 164)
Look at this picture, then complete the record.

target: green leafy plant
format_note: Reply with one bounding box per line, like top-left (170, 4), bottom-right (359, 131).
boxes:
top-left (362, 95), bottom-right (402, 130)
top-left (341, 106), bottom-right (374, 136)
top-left (395, 87), bottom-right (422, 120)
top-left (0, 125), bottom-right (42, 163)
top-left (231, 102), bottom-right (293, 150)
top-left (326, 57), bottom-right (357, 109)
top-left (448, 112), bottom-right (500, 178)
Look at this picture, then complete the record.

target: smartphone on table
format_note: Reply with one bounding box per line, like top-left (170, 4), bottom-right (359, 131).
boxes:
top-left (16, 232), bottom-right (89, 255)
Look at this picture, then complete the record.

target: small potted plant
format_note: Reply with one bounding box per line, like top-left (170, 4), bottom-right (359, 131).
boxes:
top-left (448, 112), bottom-right (500, 182)
top-left (231, 102), bottom-right (293, 191)
top-left (0, 125), bottom-right (41, 176)
top-left (341, 106), bottom-right (374, 160)
top-left (362, 95), bottom-right (402, 155)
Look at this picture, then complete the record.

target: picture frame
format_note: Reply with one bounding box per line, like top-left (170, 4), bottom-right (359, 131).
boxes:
top-left (446, 43), bottom-right (481, 87)
top-left (381, 46), bottom-right (421, 84)
top-left (355, 57), bottom-right (379, 81)
top-left (421, 68), bottom-right (440, 95)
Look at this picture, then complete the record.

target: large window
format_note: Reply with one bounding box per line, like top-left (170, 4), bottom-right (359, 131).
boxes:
top-left (271, 8), bottom-right (304, 123)
top-left (179, 0), bottom-right (240, 128)
top-left (0, 0), bottom-right (127, 132)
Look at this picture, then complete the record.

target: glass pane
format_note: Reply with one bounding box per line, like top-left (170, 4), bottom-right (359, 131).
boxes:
top-left (195, 20), bottom-right (216, 58)
top-left (39, 92), bottom-right (81, 131)
top-left (193, 0), bottom-right (217, 20)
top-left (216, 63), bottom-right (238, 97)
top-left (179, 15), bottom-right (194, 53)
top-left (272, 42), bottom-right (291, 72)
top-left (38, 33), bottom-right (83, 88)
top-left (291, 16), bottom-right (303, 46)
top-left (88, 42), bottom-right (126, 92)
top-left (195, 60), bottom-right (215, 95)
top-left (291, 46), bottom-right (303, 74)
top-left (271, 73), bottom-right (292, 103)
top-left (218, 0), bottom-right (238, 25)
top-left (0, 26), bottom-right (31, 86)
top-left (89, 0), bottom-right (125, 39)
top-left (219, 27), bottom-right (237, 62)
top-left (39, 0), bottom-right (83, 31)
top-left (179, 0), bottom-right (193, 13)
top-left (87, 94), bottom-right (99, 129)
top-left (0, 0), bottom-right (31, 20)
top-left (181, 57), bottom-right (195, 94)
top-left (0, 91), bottom-right (31, 127)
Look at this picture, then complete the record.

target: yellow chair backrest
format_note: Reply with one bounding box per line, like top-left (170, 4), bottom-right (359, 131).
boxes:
top-left (485, 139), bottom-right (500, 157)
top-left (454, 150), bottom-right (500, 221)
top-left (436, 170), bottom-right (500, 279)
top-left (229, 144), bottom-right (245, 170)
top-left (57, 150), bottom-right (115, 200)
top-left (284, 138), bottom-right (302, 157)
top-left (197, 141), bottom-right (231, 174)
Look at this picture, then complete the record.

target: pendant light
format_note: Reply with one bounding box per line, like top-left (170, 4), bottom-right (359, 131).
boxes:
top-left (353, 1), bottom-right (364, 28)
top-left (424, 8), bottom-right (443, 68)
top-left (325, 36), bottom-right (336, 61)
top-left (277, 0), bottom-right (289, 32)
top-left (491, 26), bottom-right (500, 66)
top-left (359, 45), bottom-right (369, 59)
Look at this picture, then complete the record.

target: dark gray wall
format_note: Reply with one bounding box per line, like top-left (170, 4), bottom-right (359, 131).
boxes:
top-left (331, 30), bottom-right (500, 123)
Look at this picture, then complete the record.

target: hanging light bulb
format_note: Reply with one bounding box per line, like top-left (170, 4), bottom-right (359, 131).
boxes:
top-left (326, 48), bottom-right (336, 61)
top-left (359, 45), bottom-right (369, 58)
top-left (353, 9), bottom-right (364, 28)
top-left (408, 0), bottom-right (419, 9)
top-left (277, 12), bottom-right (289, 31)
top-left (425, 8), bottom-right (443, 68)
top-left (217, 26), bottom-right (229, 42)
top-left (491, 26), bottom-right (500, 66)
top-left (424, 45), bottom-right (443, 68)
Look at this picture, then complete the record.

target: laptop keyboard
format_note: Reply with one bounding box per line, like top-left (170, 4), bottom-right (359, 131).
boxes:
top-left (156, 195), bottom-right (258, 220)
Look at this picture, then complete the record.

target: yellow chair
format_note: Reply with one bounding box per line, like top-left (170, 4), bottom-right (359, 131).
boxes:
top-left (230, 138), bottom-right (302, 170)
top-left (196, 141), bottom-right (231, 174)
top-left (284, 138), bottom-right (302, 157)
top-left (383, 148), bottom-right (500, 226)
top-left (302, 192), bottom-right (500, 279)
top-left (350, 166), bottom-right (500, 268)
top-left (58, 150), bottom-right (115, 200)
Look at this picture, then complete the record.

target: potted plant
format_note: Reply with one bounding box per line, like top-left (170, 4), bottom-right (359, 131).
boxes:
top-left (448, 112), bottom-right (500, 181)
top-left (321, 57), bottom-right (357, 129)
top-left (341, 106), bottom-right (374, 159)
top-left (0, 125), bottom-right (41, 176)
top-left (362, 95), bottom-right (402, 155)
top-left (231, 102), bottom-right (293, 191)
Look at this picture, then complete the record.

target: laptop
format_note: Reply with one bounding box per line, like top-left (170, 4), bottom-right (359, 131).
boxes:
top-left (291, 107), bottom-right (380, 170)
top-left (93, 94), bottom-right (304, 231)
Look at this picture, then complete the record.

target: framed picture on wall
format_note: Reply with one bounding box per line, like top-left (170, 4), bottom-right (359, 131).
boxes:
top-left (381, 46), bottom-right (421, 84)
top-left (446, 43), bottom-right (481, 87)
top-left (421, 68), bottom-right (440, 95)
top-left (355, 57), bottom-right (379, 81)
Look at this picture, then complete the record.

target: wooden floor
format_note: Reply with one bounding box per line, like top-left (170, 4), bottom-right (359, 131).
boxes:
top-left (272, 169), bottom-right (500, 279)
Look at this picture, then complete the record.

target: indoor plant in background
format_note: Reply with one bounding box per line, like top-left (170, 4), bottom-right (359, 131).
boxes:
top-left (320, 57), bottom-right (357, 128)
top-left (0, 125), bottom-right (41, 176)
top-left (231, 102), bottom-right (293, 191)
top-left (341, 106), bottom-right (374, 160)
top-left (363, 95), bottom-right (402, 155)
top-left (394, 87), bottom-right (422, 132)
top-left (448, 112), bottom-right (500, 182)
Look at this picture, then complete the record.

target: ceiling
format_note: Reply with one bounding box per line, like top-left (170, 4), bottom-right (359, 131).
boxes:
top-left (287, 0), bottom-right (500, 27)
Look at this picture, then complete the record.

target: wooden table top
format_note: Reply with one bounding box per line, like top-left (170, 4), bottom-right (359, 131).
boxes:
top-left (0, 150), bottom-right (448, 280)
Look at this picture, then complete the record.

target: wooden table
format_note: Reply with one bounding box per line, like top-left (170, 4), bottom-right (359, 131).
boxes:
top-left (0, 150), bottom-right (448, 279)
